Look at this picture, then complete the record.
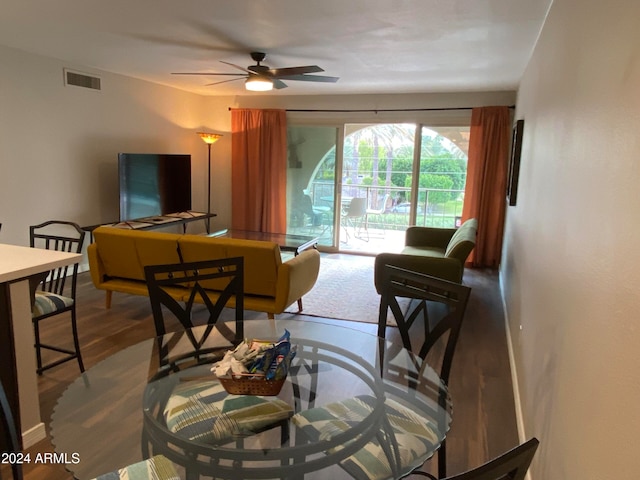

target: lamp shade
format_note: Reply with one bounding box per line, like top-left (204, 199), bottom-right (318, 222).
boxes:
top-left (197, 132), bottom-right (222, 144)
top-left (245, 76), bottom-right (273, 92)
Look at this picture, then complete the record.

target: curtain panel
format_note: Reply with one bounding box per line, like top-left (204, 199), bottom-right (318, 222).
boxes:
top-left (231, 109), bottom-right (287, 233)
top-left (461, 106), bottom-right (511, 268)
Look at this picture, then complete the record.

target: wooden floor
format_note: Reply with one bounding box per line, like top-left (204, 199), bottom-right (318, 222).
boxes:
top-left (9, 261), bottom-right (518, 479)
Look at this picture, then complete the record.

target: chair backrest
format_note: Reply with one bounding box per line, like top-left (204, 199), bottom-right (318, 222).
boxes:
top-left (444, 218), bottom-right (478, 262)
top-left (445, 438), bottom-right (539, 480)
top-left (377, 264), bottom-right (471, 385)
top-left (0, 379), bottom-right (23, 480)
top-left (144, 257), bottom-right (244, 346)
top-left (301, 194), bottom-right (315, 216)
top-left (369, 193), bottom-right (391, 213)
top-left (29, 220), bottom-right (85, 298)
top-left (345, 197), bottom-right (367, 217)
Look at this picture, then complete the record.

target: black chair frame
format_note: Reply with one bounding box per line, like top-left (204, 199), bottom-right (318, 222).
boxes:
top-left (1, 379), bottom-right (23, 480)
top-left (144, 256), bottom-right (245, 367)
top-left (30, 220), bottom-right (85, 375)
top-left (378, 264), bottom-right (471, 479)
top-left (413, 437), bottom-right (539, 480)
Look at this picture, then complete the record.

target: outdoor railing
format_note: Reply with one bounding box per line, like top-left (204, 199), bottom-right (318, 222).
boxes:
top-left (310, 182), bottom-right (464, 230)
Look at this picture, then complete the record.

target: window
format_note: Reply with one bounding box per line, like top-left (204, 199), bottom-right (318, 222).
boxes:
top-left (287, 121), bottom-right (470, 253)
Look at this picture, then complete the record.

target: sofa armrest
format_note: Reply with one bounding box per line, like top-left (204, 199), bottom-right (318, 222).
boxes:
top-left (405, 226), bottom-right (456, 249)
top-left (274, 249), bottom-right (321, 312)
top-left (374, 253), bottom-right (464, 293)
top-left (87, 242), bottom-right (107, 288)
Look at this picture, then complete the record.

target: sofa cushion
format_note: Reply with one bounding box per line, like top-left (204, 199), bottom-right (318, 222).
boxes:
top-left (401, 246), bottom-right (446, 258)
top-left (93, 227), bottom-right (145, 280)
top-left (225, 240), bottom-right (281, 297)
top-left (92, 227), bottom-right (182, 281)
top-left (134, 231), bottom-right (183, 270)
top-left (178, 235), bottom-right (281, 298)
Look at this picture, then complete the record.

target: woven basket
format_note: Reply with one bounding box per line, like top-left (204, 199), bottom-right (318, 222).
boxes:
top-left (218, 374), bottom-right (286, 396)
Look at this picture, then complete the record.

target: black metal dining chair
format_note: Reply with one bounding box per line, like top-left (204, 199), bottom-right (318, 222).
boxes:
top-left (377, 264), bottom-right (471, 479)
top-left (144, 256), bottom-right (245, 366)
top-left (291, 264), bottom-right (471, 480)
top-left (414, 437), bottom-right (539, 480)
top-left (143, 257), bottom-right (295, 479)
top-left (30, 220), bottom-right (85, 375)
top-left (1, 378), bottom-right (23, 480)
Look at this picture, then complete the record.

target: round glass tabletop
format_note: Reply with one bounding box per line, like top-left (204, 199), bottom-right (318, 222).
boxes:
top-left (51, 318), bottom-right (451, 480)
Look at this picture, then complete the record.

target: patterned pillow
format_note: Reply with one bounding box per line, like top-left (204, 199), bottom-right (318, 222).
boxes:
top-left (32, 291), bottom-right (73, 317)
top-left (292, 395), bottom-right (439, 480)
top-left (92, 454), bottom-right (179, 480)
top-left (164, 380), bottom-right (293, 444)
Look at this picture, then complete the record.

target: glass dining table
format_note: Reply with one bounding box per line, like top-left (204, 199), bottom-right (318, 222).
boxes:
top-left (50, 319), bottom-right (451, 480)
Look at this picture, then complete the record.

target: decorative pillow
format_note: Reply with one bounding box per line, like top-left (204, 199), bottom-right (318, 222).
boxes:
top-left (32, 291), bottom-right (73, 317)
top-left (92, 454), bottom-right (179, 480)
top-left (164, 380), bottom-right (293, 444)
top-left (292, 394), bottom-right (439, 480)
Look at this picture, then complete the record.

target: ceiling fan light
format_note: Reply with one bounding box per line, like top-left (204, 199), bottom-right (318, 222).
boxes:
top-left (245, 76), bottom-right (273, 91)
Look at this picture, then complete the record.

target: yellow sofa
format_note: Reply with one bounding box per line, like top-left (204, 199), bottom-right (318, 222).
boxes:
top-left (87, 227), bottom-right (321, 318)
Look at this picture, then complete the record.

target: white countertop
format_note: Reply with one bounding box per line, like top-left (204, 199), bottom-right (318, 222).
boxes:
top-left (0, 243), bottom-right (82, 283)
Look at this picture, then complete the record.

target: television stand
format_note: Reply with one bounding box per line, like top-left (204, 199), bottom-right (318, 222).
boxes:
top-left (82, 211), bottom-right (217, 239)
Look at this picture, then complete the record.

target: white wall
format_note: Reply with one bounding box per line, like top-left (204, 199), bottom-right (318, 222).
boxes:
top-left (502, 0), bottom-right (640, 478)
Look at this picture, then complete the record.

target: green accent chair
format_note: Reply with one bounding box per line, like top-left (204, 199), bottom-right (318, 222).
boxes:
top-left (374, 218), bottom-right (477, 292)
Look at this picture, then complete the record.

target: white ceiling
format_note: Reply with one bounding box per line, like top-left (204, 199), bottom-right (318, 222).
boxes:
top-left (0, 0), bottom-right (551, 96)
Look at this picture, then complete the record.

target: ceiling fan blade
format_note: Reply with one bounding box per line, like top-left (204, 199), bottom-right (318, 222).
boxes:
top-left (268, 65), bottom-right (324, 77)
top-left (172, 72), bottom-right (245, 76)
top-left (205, 77), bottom-right (246, 86)
top-left (273, 79), bottom-right (288, 89)
top-left (220, 60), bottom-right (254, 75)
top-left (281, 74), bottom-right (339, 83)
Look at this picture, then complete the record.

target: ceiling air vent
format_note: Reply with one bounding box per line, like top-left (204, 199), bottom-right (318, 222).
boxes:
top-left (64, 69), bottom-right (101, 91)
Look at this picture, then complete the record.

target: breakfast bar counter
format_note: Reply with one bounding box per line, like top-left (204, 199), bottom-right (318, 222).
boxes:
top-left (0, 243), bottom-right (81, 447)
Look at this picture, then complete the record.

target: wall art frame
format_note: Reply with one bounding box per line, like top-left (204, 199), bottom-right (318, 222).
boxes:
top-left (507, 119), bottom-right (524, 206)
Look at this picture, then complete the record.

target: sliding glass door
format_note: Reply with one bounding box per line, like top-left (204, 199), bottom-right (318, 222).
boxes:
top-left (340, 124), bottom-right (416, 250)
top-left (339, 123), bottom-right (470, 253)
top-left (285, 125), bottom-right (340, 248)
top-left (286, 122), bottom-right (470, 253)
top-left (414, 125), bottom-right (470, 228)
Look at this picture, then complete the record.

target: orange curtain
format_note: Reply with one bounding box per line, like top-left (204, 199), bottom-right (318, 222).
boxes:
top-left (231, 109), bottom-right (287, 233)
top-left (461, 106), bottom-right (511, 268)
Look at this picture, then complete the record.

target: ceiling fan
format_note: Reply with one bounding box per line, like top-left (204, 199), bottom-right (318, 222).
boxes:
top-left (172, 51), bottom-right (339, 91)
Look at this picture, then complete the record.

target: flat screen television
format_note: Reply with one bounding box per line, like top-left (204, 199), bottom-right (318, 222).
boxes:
top-left (118, 153), bottom-right (192, 221)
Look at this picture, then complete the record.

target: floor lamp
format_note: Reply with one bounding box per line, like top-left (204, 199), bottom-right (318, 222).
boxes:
top-left (197, 132), bottom-right (222, 233)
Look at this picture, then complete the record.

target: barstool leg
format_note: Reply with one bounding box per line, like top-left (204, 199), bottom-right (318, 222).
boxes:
top-left (71, 309), bottom-right (85, 373)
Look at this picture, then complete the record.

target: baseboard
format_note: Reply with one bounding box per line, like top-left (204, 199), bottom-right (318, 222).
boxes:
top-left (498, 269), bottom-right (533, 480)
top-left (22, 421), bottom-right (46, 448)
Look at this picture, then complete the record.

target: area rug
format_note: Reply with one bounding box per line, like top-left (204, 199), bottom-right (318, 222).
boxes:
top-left (285, 253), bottom-right (381, 324)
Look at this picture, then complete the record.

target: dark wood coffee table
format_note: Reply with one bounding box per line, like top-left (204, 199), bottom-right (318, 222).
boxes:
top-left (208, 229), bottom-right (318, 256)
